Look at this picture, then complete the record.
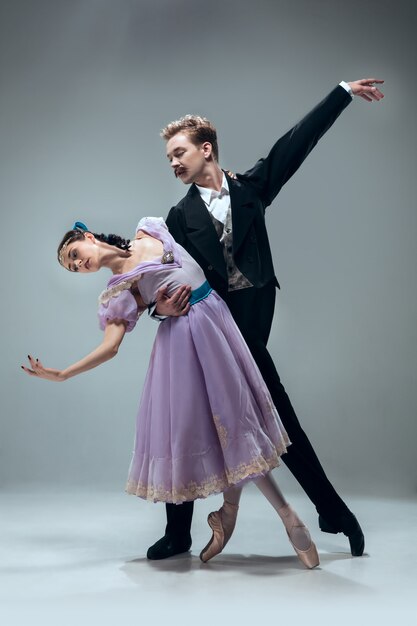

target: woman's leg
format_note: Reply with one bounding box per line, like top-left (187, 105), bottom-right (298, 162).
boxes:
top-left (199, 486), bottom-right (242, 562)
top-left (254, 472), bottom-right (319, 568)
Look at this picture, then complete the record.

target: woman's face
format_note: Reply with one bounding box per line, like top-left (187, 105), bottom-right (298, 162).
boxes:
top-left (63, 233), bottom-right (100, 273)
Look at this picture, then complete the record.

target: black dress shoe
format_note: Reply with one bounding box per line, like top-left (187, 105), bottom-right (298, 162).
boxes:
top-left (319, 514), bottom-right (365, 557)
top-left (146, 534), bottom-right (192, 560)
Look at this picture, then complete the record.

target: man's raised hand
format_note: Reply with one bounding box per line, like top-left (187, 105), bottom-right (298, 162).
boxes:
top-left (348, 78), bottom-right (384, 102)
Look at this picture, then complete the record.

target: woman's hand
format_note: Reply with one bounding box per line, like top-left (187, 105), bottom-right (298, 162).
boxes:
top-left (21, 355), bottom-right (67, 382)
top-left (21, 323), bottom-right (126, 382)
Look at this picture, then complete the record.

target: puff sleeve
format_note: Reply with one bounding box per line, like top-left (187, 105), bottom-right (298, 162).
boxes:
top-left (98, 289), bottom-right (140, 332)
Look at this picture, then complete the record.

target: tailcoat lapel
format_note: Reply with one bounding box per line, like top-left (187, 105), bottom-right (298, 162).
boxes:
top-left (183, 184), bottom-right (227, 281)
top-left (225, 172), bottom-right (257, 255)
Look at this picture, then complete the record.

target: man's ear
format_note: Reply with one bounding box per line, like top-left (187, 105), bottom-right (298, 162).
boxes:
top-left (202, 141), bottom-right (213, 159)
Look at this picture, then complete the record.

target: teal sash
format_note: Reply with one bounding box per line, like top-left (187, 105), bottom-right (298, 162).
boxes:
top-left (190, 281), bottom-right (212, 306)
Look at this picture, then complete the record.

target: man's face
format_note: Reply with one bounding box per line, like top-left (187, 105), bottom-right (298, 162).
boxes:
top-left (166, 133), bottom-right (207, 185)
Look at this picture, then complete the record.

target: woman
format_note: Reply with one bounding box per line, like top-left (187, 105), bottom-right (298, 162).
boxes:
top-left (22, 216), bottom-right (319, 568)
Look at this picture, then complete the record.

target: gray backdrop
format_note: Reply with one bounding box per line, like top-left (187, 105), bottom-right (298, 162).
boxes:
top-left (1, 0), bottom-right (416, 497)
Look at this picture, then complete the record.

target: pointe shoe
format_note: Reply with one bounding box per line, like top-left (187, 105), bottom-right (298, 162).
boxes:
top-left (199, 501), bottom-right (239, 563)
top-left (279, 504), bottom-right (320, 569)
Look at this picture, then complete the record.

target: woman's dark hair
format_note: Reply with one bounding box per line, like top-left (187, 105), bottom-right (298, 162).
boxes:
top-left (57, 228), bottom-right (131, 268)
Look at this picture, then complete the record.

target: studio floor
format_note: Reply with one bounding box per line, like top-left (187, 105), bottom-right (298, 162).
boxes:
top-left (1, 486), bottom-right (416, 625)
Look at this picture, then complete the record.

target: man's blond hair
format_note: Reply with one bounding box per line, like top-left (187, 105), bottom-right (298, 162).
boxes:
top-left (161, 115), bottom-right (219, 161)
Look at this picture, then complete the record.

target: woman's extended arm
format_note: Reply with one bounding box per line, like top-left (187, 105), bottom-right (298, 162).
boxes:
top-left (22, 321), bottom-right (127, 382)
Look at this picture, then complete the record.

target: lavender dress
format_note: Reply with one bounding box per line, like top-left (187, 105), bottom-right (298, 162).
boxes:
top-left (98, 217), bottom-right (290, 503)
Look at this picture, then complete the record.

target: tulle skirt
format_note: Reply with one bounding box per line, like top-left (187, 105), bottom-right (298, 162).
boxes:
top-left (125, 291), bottom-right (290, 503)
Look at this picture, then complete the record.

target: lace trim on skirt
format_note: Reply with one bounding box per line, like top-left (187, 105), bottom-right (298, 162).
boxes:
top-left (125, 451), bottom-right (284, 503)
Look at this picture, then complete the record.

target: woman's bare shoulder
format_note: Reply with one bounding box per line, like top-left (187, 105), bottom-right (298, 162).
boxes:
top-left (130, 235), bottom-right (163, 262)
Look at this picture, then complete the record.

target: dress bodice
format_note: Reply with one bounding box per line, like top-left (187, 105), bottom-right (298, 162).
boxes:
top-left (97, 217), bottom-right (207, 332)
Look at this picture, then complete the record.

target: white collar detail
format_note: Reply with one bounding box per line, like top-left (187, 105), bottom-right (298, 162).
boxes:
top-left (196, 174), bottom-right (230, 225)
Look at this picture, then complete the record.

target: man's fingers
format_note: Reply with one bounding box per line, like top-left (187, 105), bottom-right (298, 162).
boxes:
top-left (178, 290), bottom-right (191, 306)
top-left (155, 285), bottom-right (191, 316)
top-left (156, 285), bottom-right (169, 300)
top-left (169, 285), bottom-right (191, 305)
top-left (366, 86), bottom-right (384, 100)
top-left (358, 78), bottom-right (384, 85)
top-left (361, 88), bottom-right (383, 102)
top-left (354, 83), bottom-right (384, 102)
top-left (352, 79), bottom-right (385, 101)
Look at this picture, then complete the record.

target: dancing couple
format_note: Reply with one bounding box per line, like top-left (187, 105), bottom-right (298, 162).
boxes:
top-left (23, 78), bottom-right (384, 566)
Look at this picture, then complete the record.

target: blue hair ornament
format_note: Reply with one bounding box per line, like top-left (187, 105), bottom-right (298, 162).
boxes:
top-left (73, 221), bottom-right (88, 231)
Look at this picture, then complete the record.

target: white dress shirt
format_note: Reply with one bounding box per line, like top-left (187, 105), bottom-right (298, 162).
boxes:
top-left (196, 174), bottom-right (230, 226)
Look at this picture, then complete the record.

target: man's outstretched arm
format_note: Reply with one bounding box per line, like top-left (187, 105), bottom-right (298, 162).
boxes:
top-left (240, 78), bottom-right (384, 208)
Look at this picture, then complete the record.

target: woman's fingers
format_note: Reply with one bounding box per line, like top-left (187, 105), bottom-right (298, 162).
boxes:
top-left (22, 355), bottom-right (41, 375)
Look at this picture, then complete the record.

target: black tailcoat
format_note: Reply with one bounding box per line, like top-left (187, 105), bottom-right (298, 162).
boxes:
top-left (166, 85), bottom-right (351, 299)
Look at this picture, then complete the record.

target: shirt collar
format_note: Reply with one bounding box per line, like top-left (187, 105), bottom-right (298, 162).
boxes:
top-left (196, 173), bottom-right (229, 206)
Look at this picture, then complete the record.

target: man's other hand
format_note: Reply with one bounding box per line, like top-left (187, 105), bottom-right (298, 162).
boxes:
top-left (155, 284), bottom-right (191, 317)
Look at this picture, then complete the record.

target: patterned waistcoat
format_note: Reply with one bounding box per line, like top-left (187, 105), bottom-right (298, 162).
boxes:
top-left (208, 207), bottom-right (253, 292)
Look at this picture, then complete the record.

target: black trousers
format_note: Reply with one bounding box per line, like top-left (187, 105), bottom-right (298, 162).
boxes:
top-left (165, 283), bottom-right (350, 539)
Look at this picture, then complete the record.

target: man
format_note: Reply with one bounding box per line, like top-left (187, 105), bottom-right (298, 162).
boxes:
top-left (147, 78), bottom-right (384, 560)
